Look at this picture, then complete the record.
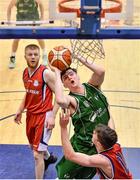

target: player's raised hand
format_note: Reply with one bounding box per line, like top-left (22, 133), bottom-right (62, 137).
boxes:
top-left (48, 62), bottom-right (61, 73)
top-left (46, 115), bottom-right (55, 130)
top-left (59, 108), bottom-right (70, 128)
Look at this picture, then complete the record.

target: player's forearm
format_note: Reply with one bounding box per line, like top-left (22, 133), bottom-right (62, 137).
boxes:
top-left (77, 55), bottom-right (105, 87)
top-left (17, 94), bottom-right (26, 113)
top-left (108, 114), bottom-right (115, 130)
top-left (61, 127), bottom-right (93, 167)
top-left (61, 127), bottom-right (75, 159)
top-left (55, 70), bottom-right (69, 108)
top-left (107, 106), bottom-right (115, 129)
top-left (52, 100), bottom-right (59, 118)
top-left (77, 55), bottom-right (105, 76)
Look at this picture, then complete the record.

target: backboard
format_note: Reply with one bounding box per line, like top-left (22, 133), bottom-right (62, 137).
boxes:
top-left (0, 0), bottom-right (140, 39)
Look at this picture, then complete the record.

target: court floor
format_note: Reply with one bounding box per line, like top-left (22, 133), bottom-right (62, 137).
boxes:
top-left (0, 39), bottom-right (140, 147)
top-left (0, 144), bottom-right (140, 179)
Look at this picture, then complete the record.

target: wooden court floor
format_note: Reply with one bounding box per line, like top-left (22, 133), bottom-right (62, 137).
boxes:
top-left (0, 1), bottom-right (140, 148)
top-left (0, 39), bottom-right (140, 148)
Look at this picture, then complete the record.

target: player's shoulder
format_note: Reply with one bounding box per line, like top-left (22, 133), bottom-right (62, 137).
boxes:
top-left (23, 67), bottom-right (28, 73)
top-left (43, 67), bottom-right (55, 83)
top-left (43, 67), bottom-right (54, 76)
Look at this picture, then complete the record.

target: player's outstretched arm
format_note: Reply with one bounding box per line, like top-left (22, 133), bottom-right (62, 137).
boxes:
top-left (60, 109), bottom-right (108, 168)
top-left (43, 68), bottom-right (56, 92)
top-left (107, 106), bottom-right (115, 130)
top-left (54, 68), bottom-right (71, 108)
top-left (76, 55), bottom-right (105, 88)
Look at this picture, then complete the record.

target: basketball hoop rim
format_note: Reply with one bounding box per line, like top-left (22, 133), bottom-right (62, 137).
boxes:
top-left (58, 0), bottom-right (122, 18)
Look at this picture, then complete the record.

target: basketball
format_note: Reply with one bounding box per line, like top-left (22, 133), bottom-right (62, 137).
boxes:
top-left (48, 46), bottom-right (72, 71)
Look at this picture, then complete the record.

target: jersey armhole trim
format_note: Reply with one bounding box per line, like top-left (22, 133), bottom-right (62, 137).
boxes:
top-left (98, 154), bottom-right (115, 179)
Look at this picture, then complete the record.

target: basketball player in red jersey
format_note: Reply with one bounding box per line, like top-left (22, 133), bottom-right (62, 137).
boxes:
top-left (14, 44), bottom-right (58, 179)
top-left (60, 109), bottom-right (132, 179)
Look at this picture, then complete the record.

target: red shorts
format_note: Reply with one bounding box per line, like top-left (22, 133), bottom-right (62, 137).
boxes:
top-left (26, 110), bottom-right (52, 151)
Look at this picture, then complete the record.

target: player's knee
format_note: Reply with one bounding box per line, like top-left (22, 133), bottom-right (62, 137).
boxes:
top-left (33, 150), bottom-right (44, 162)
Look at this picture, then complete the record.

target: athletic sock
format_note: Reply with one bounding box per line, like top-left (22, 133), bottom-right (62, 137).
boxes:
top-left (11, 52), bottom-right (16, 57)
top-left (44, 149), bottom-right (50, 160)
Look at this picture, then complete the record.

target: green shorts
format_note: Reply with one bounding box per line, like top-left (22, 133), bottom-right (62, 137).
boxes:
top-left (56, 137), bottom-right (97, 179)
top-left (56, 156), bottom-right (96, 179)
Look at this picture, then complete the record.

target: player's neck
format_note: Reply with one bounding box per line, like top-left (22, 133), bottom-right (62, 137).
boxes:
top-left (28, 65), bottom-right (40, 76)
top-left (71, 84), bottom-right (84, 94)
top-left (96, 144), bottom-right (105, 153)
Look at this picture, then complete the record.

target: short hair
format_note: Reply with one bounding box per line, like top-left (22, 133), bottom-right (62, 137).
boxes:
top-left (25, 44), bottom-right (40, 52)
top-left (60, 67), bottom-right (77, 80)
top-left (95, 124), bottom-right (118, 149)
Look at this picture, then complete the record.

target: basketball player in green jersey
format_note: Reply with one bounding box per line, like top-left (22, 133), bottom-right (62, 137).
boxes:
top-left (51, 55), bottom-right (115, 179)
top-left (7, 0), bottom-right (47, 68)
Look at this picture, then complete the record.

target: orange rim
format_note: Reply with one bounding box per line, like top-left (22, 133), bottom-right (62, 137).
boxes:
top-left (58, 0), bottom-right (122, 18)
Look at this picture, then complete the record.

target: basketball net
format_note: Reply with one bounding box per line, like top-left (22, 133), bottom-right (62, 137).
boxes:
top-left (70, 39), bottom-right (105, 68)
top-left (58, 0), bottom-right (123, 68)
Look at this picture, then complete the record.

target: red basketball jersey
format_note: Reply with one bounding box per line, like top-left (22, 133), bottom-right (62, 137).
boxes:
top-left (98, 143), bottom-right (132, 179)
top-left (23, 65), bottom-right (53, 114)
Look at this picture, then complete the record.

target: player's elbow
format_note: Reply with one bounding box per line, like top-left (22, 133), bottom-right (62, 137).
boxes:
top-left (56, 97), bottom-right (69, 108)
top-left (65, 152), bottom-right (74, 161)
top-left (98, 67), bottom-right (105, 77)
top-left (56, 97), bottom-right (64, 105)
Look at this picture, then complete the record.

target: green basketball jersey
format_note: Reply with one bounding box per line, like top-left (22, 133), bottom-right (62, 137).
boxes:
top-left (56, 83), bottom-right (110, 179)
top-left (69, 83), bottom-right (110, 148)
top-left (16, 0), bottom-right (39, 21)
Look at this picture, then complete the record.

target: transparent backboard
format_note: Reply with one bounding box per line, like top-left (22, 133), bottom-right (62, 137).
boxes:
top-left (0, 0), bottom-right (140, 39)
